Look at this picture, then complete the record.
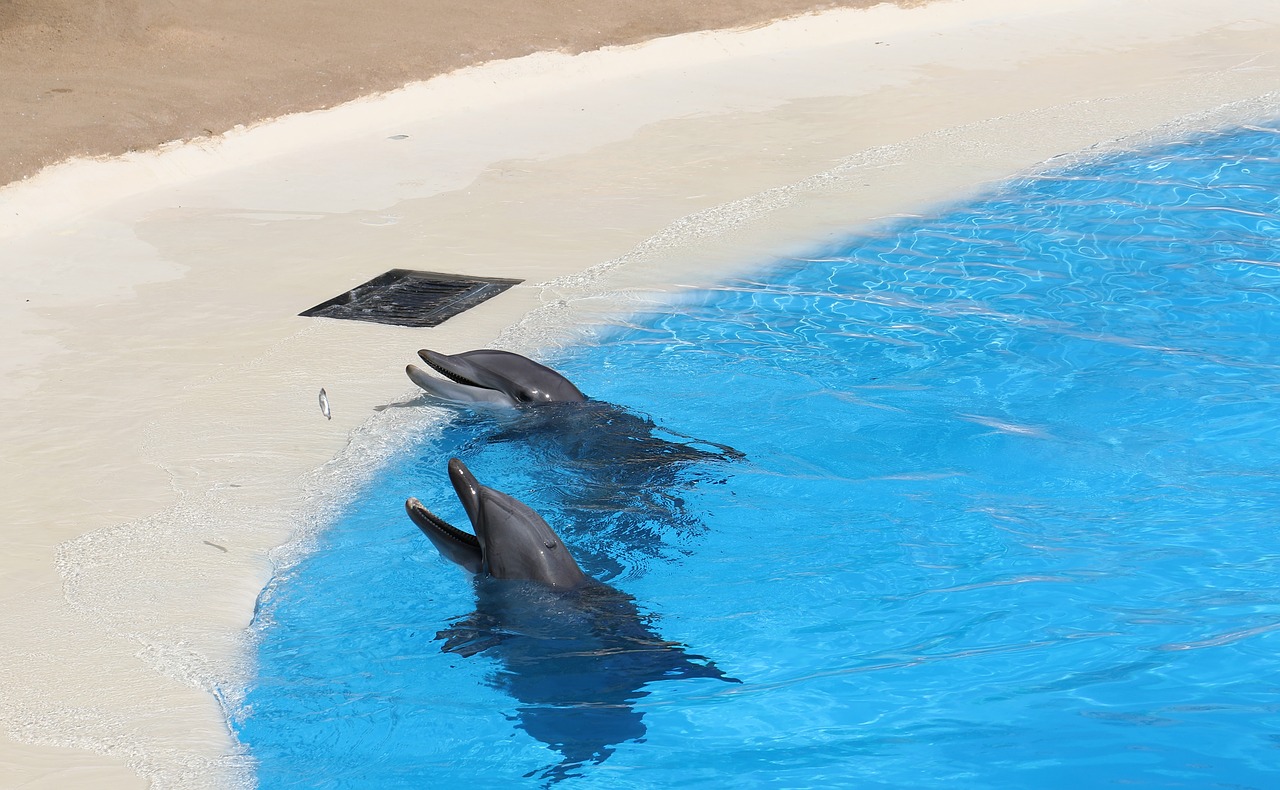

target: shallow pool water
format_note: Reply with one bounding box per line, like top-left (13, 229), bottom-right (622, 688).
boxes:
top-left (235, 123), bottom-right (1280, 788)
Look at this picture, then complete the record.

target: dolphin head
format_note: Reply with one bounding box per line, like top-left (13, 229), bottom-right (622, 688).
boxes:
top-left (406, 349), bottom-right (587, 407)
top-left (406, 458), bottom-right (590, 590)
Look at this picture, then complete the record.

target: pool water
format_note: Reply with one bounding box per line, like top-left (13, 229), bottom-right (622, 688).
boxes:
top-left (235, 123), bottom-right (1280, 788)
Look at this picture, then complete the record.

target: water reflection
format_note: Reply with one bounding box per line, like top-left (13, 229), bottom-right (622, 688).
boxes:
top-left (437, 577), bottom-right (738, 783)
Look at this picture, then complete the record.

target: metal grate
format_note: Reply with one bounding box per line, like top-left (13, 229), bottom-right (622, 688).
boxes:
top-left (299, 269), bottom-right (522, 328)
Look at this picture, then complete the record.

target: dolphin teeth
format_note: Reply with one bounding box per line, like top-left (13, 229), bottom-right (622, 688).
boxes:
top-left (407, 499), bottom-right (479, 547)
top-left (421, 353), bottom-right (489, 390)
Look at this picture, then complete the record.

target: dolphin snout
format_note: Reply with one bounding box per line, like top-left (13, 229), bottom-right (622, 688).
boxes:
top-left (447, 458), bottom-right (483, 522)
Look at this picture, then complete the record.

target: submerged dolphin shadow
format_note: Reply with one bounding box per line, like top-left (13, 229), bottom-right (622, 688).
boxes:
top-left (407, 348), bottom-right (744, 575)
top-left (408, 459), bottom-right (739, 783)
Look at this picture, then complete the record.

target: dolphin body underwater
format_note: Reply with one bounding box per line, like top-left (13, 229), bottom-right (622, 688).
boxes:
top-left (406, 348), bottom-right (745, 574)
top-left (407, 459), bottom-right (738, 781)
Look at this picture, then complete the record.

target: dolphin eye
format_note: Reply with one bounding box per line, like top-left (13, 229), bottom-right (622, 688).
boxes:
top-left (544, 540), bottom-right (557, 549)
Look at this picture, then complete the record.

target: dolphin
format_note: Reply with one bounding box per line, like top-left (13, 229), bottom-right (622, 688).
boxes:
top-left (407, 457), bottom-right (589, 589)
top-left (406, 458), bottom-right (738, 781)
top-left (406, 348), bottom-right (744, 574)
top-left (406, 348), bottom-right (586, 407)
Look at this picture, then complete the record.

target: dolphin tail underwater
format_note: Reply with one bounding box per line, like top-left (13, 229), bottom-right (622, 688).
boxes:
top-left (406, 348), bottom-right (587, 407)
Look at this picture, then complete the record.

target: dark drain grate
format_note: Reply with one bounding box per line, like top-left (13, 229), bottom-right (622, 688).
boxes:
top-left (299, 269), bottom-right (522, 328)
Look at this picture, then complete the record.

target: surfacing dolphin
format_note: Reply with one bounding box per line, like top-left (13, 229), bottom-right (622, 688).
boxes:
top-left (406, 348), bottom-right (586, 407)
top-left (407, 459), bottom-right (738, 783)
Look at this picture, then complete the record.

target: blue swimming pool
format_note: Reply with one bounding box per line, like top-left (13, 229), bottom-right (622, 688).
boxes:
top-left (235, 122), bottom-right (1280, 788)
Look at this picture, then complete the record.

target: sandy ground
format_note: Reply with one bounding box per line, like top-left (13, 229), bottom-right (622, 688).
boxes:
top-left (0, 0), bottom-right (906, 188)
top-left (2, 0), bottom-right (1279, 787)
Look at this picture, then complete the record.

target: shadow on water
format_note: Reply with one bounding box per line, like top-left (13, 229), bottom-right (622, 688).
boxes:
top-left (437, 577), bottom-right (738, 784)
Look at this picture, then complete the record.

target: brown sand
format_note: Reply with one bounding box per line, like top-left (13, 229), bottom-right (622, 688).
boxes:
top-left (0, 0), bottom-right (917, 187)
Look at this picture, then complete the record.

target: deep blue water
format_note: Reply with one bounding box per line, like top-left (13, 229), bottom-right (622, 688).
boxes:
top-left (235, 123), bottom-right (1280, 788)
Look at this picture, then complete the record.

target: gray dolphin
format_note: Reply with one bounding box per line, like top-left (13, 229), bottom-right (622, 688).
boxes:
top-left (406, 349), bottom-right (586, 407)
top-left (405, 458), bottom-right (737, 779)
top-left (406, 457), bottom-right (589, 588)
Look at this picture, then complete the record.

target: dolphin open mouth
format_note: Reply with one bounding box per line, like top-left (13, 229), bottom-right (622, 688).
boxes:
top-left (406, 496), bottom-right (484, 573)
top-left (406, 498), bottom-right (479, 548)
top-left (406, 350), bottom-right (523, 407)
top-left (406, 348), bottom-right (587, 406)
top-left (420, 350), bottom-right (492, 392)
